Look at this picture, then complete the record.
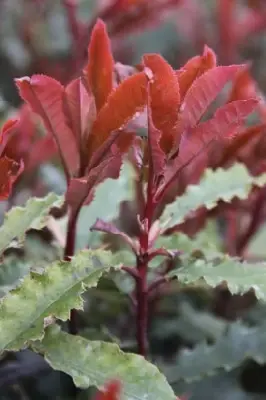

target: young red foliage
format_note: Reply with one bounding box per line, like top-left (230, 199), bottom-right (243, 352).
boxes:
top-left (15, 19), bottom-right (149, 213)
top-left (88, 71), bottom-right (148, 158)
top-left (15, 75), bottom-right (80, 180)
top-left (86, 19), bottom-right (114, 112)
top-left (143, 54), bottom-right (180, 154)
top-left (177, 45), bottom-right (217, 100)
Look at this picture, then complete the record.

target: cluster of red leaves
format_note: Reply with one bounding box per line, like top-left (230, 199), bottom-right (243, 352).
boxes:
top-left (15, 18), bottom-right (258, 215)
top-left (15, 19), bottom-right (148, 222)
top-left (5, 16), bottom-right (263, 258)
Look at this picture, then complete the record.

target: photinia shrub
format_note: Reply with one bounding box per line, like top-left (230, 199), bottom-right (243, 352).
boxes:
top-left (2, 17), bottom-right (266, 400)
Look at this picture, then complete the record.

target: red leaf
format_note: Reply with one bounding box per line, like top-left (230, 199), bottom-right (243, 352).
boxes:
top-left (173, 65), bottom-right (244, 149)
top-left (15, 75), bottom-right (79, 179)
top-left (218, 124), bottom-right (265, 166)
top-left (143, 54), bottom-right (180, 153)
top-left (86, 19), bottom-right (114, 112)
top-left (89, 71), bottom-right (148, 156)
top-left (63, 77), bottom-right (96, 164)
top-left (94, 380), bottom-right (121, 400)
top-left (67, 152), bottom-right (122, 211)
top-left (177, 45), bottom-right (217, 99)
top-left (228, 65), bottom-right (257, 102)
top-left (189, 99), bottom-right (258, 140)
top-left (0, 156), bottom-right (23, 200)
top-left (146, 84), bottom-right (166, 176)
top-left (161, 99), bottom-right (257, 197)
top-left (0, 119), bottom-right (18, 155)
top-left (91, 219), bottom-right (137, 251)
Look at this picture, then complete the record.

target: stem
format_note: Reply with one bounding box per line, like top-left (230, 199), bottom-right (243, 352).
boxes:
top-left (135, 167), bottom-right (155, 357)
top-left (64, 205), bottom-right (82, 334)
top-left (135, 255), bottom-right (149, 357)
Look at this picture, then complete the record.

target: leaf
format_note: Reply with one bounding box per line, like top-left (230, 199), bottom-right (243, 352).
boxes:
top-left (86, 19), bottom-right (114, 112)
top-left (143, 54), bottom-right (180, 153)
top-left (167, 321), bottom-right (266, 383)
top-left (169, 99), bottom-right (258, 172)
top-left (176, 65), bottom-right (244, 142)
top-left (169, 254), bottom-right (266, 299)
top-left (75, 162), bottom-right (135, 249)
top-left (0, 156), bottom-right (22, 200)
top-left (63, 77), bottom-right (96, 150)
top-left (89, 72), bottom-right (148, 155)
top-left (186, 99), bottom-right (258, 146)
top-left (146, 85), bottom-right (166, 175)
top-left (32, 325), bottom-right (176, 399)
top-left (189, 99), bottom-right (258, 139)
top-left (15, 75), bottom-right (79, 178)
top-left (228, 65), bottom-right (256, 103)
top-left (156, 221), bottom-right (222, 258)
top-left (0, 193), bottom-right (63, 254)
top-left (218, 124), bottom-right (265, 167)
top-left (160, 163), bottom-right (266, 230)
top-left (177, 45), bottom-right (217, 100)
top-left (0, 249), bottom-right (120, 352)
top-left (0, 119), bottom-right (18, 154)
top-left (0, 254), bottom-right (31, 298)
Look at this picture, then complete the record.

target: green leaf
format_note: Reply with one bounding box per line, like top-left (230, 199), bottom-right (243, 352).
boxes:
top-left (156, 221), bottom-right (222, 258)
top-left (0, 254), bottom-right (30, 298)
top-left (32, 324), bottom-right (176, 400)
top-left (169, 255), bottom-right (266, 299)
top-left (160, 163), bottom-right (266, 230)
top-left (71, 162), bottom-right (135, 249)
top-left (0, 249), bottom-right (120, 352)
top-left (164, 321), bottom-right (266, 384)
top-left (0, 193), bottom-right (63, 254)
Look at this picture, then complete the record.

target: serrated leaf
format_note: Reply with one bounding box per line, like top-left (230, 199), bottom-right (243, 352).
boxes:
top-left (32, 324), bottom-right (176, 400)
top-left (0, 249), bottom-right (120, 351)
top-left (169, 254), bottom-right (266, 299)
top-left (0, 193), bottom-right (63, 254)
top-left (160, 163), bottom-right (266, 230)
top-left (156, 221), bottom-right (222, 258)
top-left (165, 321), bottom-right (266, 383)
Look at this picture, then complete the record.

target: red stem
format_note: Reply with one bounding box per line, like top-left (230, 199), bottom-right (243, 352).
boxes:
top-left (64, 205), bottom-right (82, 335)
top-left (135, 167), bottom-right (155, 357)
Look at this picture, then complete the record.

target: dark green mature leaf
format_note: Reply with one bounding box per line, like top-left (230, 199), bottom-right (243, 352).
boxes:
top-left (32, 324), bottom-right (176, 400)
top-left (0, 193), bottom-right (63, 254)
top-left (160, 164), bottom-right (266, 230)
top-left (169, 255), bottom-right (266, 299)
top-left (0, 249), bottom-right (120, 352)
top-left (164, 321), bottom-right (266, 384)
